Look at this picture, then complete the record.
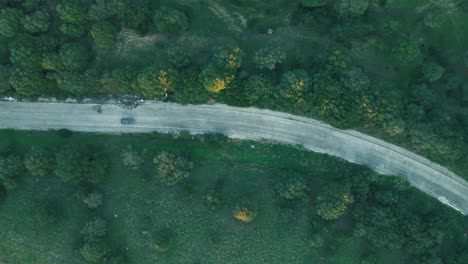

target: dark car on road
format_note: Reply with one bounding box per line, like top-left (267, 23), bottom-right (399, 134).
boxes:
top-left (121, 117), bottom-right (135, 125)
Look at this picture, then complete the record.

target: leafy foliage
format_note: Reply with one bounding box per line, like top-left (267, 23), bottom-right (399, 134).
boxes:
top-left (422, 62), bottom-right (445, 82)
top-left (279, 69), bottom-right (312, 104)
top-left (24, 147), bottom-right (54, 177)
top-left (253, 45), bottom-right (286, 70)
top-left (21, 10), bottom-right (50, 33)
top-left (91, 21), bottom-right (119, 47)
top-left (153, 152), bottom-right (193, 186)
top-left (82, 191), bottom-right (103, 209)
top-left (334, 0), bottom-right (369, 17)
top-left (56, 0), bottom-right (88, 25)
top-left (137, 67), bottom-right (175, 99)
top-left (315, 183), bottom-right (354, 220)
top-left (153, 7), bottom-right (188, 33)
top-left (0, 8), bottom-right (23, 37)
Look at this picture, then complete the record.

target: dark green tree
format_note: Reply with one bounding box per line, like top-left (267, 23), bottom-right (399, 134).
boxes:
top-left (58, 43), bottom-right (91, 72)
top-left (60, 22), bottom-right (85, 38)
top-left (9, 34), bottom-right (56, 70)
top-left (21, 10), bottom-right (50, 33)
top-left (334, 0), bottom-right (369, 17)
top-left (53, 70), bottom-right (101, 96)
top-left (422, 62), bottom-right (445, 82)
top-left (100, 67), bottom-right (138, 94)
top-left (244, 74), bottom-right (274, 105)
top-left (167, 45), bottom-right (191, 68)
top-left (0, 8), bottom-right (23, 37)
top-left (253, 45), bottom-right (286, 70)
top-left (56, 0), bottom-right (88, 25)
top-left (91, 21), bottom-right (119, 47)
top-left (153, 7), bottom-right (188, 33)
top-left (9, 68), bottom-right (48, 97)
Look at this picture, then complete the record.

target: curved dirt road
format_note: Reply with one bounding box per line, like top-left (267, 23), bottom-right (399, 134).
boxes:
top-left (0, 101), bottom-right (467, 215)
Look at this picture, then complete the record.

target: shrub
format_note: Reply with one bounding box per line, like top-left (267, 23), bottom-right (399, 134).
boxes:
top-left (274, 174), bottom-right (308, 200)
top-left (81, 217), bottom-right (107, 243)
top-left (80, 242), bottom-right (110, 263)
top-left (153, 152), bottom-right (193, 186)
top-left (422, 62), bottom-right (445, 82)
top-left (24, 147), bottom-right (54, 177)
top-left (233, 205), bottom-right (257, 223)
top-left (154, 229), bottom-right (173, 253)
top-left (121, 145), bottom-right (143, 170)
top-left (316, 183), bottom-right (354, 220)
top-left (83, 191), bottom-right (103, 209)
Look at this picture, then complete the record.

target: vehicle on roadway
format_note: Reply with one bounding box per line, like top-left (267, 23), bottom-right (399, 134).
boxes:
top-left (120, 117), bottom-right (135, 125)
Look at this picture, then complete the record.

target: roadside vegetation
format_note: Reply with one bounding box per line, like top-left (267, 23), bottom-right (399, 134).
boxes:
top-left (0, 0), bottom-right (467, 178)
top-left (0, 130), bottom-right (467, 263)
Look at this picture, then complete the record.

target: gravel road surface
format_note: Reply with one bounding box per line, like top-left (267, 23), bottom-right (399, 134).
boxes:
top-left (0, 101), bottom-right (467, 215)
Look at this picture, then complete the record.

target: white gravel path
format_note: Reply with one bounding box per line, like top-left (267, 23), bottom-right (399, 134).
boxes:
top-left (0, 101), bottom-right (467, 215)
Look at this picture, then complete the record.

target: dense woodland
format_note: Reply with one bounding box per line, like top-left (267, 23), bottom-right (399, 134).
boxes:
top-left (0, 0), bottom-right (467, 177)
top-left (0, 131), bottom-right (467, 263)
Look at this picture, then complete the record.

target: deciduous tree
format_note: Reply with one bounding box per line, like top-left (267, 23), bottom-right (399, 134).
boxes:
top-left (279, 69), bottom-right (311, 103)
top-left (243, 74), bottom-right (274, 105)
top-left (334, 0), bottom-right (369, 17)
top-left (137, 67), bottom-right (175, 99)
top-left (253, 45), bottom-right (286, 70)
top-left (21, 10), bottom-right (50, 33)
top-left (9, 68), bottom-right (48, 97)
top-left (0, 8), bottom-right (23, 37)
top-left (422, 62), bottom-right (444, 82)
top-left (153, 7), bottom-right (188, 33)
top-left (91, 21), bottom-right (119, 47)
top-left (316, 183), bottom-right (353, 220)
top-left (56, 0), bottom-right (88, 25)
